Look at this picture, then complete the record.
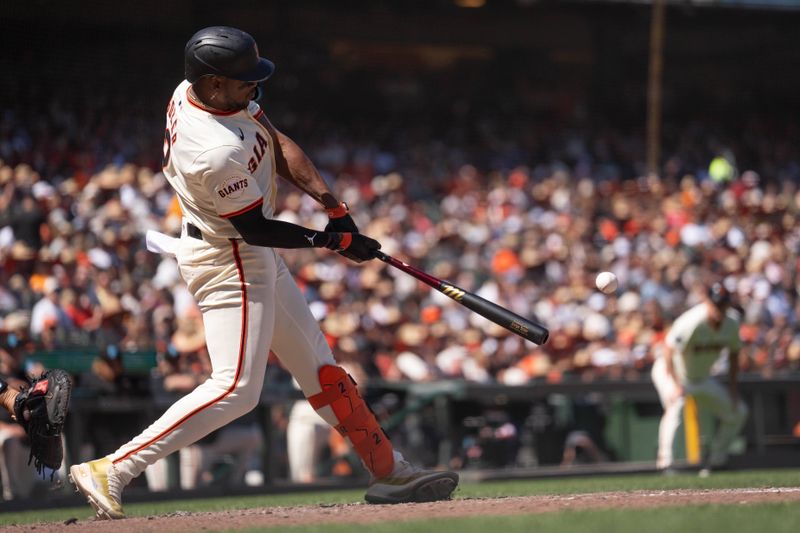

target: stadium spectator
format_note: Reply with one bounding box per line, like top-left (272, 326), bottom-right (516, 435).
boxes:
top-left (2, 37), bottom-right (800, 391)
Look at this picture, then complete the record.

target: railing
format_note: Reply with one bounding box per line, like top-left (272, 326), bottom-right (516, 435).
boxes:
top-left (57, 373), bottom-right (800, 484)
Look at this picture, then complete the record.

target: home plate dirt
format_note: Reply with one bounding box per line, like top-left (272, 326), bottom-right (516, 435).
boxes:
top-left (6, 488), bottom-right (800, 532)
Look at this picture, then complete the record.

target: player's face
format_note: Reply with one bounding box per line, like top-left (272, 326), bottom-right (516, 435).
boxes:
top-left (216, 78), bottom-right (259, 111)
top-left (707, 300), bottom-right (728, 327)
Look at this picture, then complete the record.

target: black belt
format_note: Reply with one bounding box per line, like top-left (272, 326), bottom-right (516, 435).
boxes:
top-left (186, 222), bottom-right (204, 241)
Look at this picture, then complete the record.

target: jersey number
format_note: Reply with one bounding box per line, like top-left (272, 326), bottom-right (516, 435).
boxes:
top-left (162, 128), bottom-right (177, 168)
top-left (163, 99), bottom-right (178, 168)
top-left (162, 128), bottom-right (171, 168)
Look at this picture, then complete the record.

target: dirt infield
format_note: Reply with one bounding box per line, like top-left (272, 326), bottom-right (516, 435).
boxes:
top-left (6, 487), bottom-right (800, 532)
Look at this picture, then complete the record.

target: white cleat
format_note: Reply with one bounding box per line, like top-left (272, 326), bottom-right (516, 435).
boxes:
top-left (69, 458), bottom-right (126, 520)
top-left (365, 459), bottom-right (459, 504)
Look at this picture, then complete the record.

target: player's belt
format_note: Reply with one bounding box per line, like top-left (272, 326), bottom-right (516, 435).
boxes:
top-left (186, 222), bottom-right (204, 241)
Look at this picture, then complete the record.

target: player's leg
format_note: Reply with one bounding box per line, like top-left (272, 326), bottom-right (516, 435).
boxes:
top-left (267, 254), bottom-right (392, 468)
top-left (70, 240), bottom-right (277, 518)
top-left (178, 445), bottom-right (204, 490)
top-left (109, 302), bottom-right (273, 466)
top-left (269, 255), bottom-right (458, 503)
top-left (287, 401), bottom-right (329, 482)
top-left (651, 358), bottom-right (684, 470)
top-left (691, 379), bottom-right (748, 467)
top-left (0, 426), bottom-right (37, 499)
top-left (202, 424), bottom-right (263, 486)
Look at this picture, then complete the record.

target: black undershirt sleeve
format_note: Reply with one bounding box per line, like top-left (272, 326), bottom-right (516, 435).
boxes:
top-left (227, 205), bottom-right (335, 249)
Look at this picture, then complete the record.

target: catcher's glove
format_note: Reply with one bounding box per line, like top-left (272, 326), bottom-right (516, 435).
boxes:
top-left (13, 369), bottom-right (72, 478)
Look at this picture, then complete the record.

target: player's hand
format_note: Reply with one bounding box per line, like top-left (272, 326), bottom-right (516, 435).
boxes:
top-left (668, 384), bottom-right (684, 404)
top-left (325, 232), bottom-right (381, 263)
top-left (325, 202), bottom-right (359, 232)
top-left (325, 202), bottom-right (361, 261)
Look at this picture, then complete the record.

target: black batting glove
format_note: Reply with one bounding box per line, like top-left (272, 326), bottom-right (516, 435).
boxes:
top-left (324, 232), bottom-right (381, 263)
top-left (325, 202), bottom-right (359, 233)
top-left (324, 202), bottom-right (361, 261)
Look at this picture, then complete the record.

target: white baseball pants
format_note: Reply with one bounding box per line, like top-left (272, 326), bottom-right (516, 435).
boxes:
top-left (286, 400), bottom-right (330, 482)
top-left (109, 233), bottom-right (340, 486)
top-left (651, 357), bottom-right (748, 468)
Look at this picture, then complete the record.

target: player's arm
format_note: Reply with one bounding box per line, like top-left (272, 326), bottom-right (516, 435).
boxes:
top-left (254, 111), bottom-right (363, 259)
top-left (663, 326), bottom-right (679, 382)
top-left (663, 321), bottom-right (687, 398)
top-left (663, 344), bottom-right (676, 379)
top-left (227, 206), bottom-right (379, 262)
top-left (201, 145), bottom-right (376, 261)
top-left (254, 112), bottom-right (339, 209)
top-left (662, 344), bottom-right (684, 399)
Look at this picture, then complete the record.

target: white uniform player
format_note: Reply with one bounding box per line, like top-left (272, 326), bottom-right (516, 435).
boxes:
top-left (69, 26), bottom-right (457, 519)
top-left (651, 283), bottom-right (748, 471)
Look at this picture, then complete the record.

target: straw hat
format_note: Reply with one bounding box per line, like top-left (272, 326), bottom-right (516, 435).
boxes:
top-left (1, 311), bottom-right (31, 333)
top-left (59, 178), bottom-right (79, 196)
top-left (322, 312), bottom-right (359, 337)
top-left (396, 351), bottom-right (432, 381)
top-left (10, 241), bottom-right (37, 261)
top-left (397, 323), bottom-right (428, 348)
top-left (171, 316), bottom-right (206, 353)
top-left (97, 166), bottom-right (123, 190)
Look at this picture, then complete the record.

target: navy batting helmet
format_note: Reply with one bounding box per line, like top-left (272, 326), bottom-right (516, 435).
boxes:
top-left (184, 26), bottom-right (275, 83)
top-left (707, 282), bottom-right (732, 309)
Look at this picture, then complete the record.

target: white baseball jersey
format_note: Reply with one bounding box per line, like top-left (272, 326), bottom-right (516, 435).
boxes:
top-left (162, 80), bottom-right (278, 239)
top-left (665, 303), bottom-right (741, 384)
top-left (108, 80), bottom-right (342, 488)
top-left (653, 303), bottom-right (747, 468)
top-left (84, 32), bottom-right (436, 502)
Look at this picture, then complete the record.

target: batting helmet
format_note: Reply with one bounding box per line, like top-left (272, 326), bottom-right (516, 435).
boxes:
top-left (707, 282), bottom-right (732, 309)
top-left (184, 26), bottom-right (275, 83)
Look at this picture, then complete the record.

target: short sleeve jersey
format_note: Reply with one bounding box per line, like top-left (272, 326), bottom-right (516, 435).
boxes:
top-left (665, 303), bottom-right (742, 383)
top-left (162, 80), bottom-right (278, 239)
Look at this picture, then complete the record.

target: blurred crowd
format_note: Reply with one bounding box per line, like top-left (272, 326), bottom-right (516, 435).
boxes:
top-left (2, 152), bottom-right (800, 390)
top-left (1, 25), bottom-right (800, 501)
top-left (276, 163), bottom-right (800, 384)
top-left (2, 40), bottom-right (800, 396)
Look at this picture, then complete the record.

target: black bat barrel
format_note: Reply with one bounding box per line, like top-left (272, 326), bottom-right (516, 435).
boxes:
top-left (440, 282), bottom-right (549, 345)
top-left (375, 251), bottom-right (549, 346)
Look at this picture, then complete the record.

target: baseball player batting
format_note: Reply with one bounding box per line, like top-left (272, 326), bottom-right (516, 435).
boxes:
top-left (651, 283), bottom-right (748, 472)
top-left (69, 26), bottom-right (458, 519)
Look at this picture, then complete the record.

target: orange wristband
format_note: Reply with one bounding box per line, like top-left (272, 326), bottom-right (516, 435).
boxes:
top-left (326, 202), bottom-right (349, 219)
top-left (337, 233), bottom-right (353, 251)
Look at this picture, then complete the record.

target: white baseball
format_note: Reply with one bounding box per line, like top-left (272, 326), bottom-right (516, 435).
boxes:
top-left (595, 271), bottom-right (618, 294)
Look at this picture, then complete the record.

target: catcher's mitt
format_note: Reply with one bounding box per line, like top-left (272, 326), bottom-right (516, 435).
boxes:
top-left (13, 369), bottom-right (72, 478)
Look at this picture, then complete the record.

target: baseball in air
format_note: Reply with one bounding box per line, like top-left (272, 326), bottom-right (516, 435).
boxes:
top-left (595, 271), bottom-right (618, 294)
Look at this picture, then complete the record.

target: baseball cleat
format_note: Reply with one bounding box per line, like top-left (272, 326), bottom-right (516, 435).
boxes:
top-left (69, 458), bottom-right (125, 519)
top-left (365, 459), bottom-right (459, 504)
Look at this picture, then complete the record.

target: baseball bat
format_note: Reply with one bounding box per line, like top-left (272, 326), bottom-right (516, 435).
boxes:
top-left (374, 251), bottom-right (549, 345)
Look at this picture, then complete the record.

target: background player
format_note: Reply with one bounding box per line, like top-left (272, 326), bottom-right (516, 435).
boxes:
top-left (651, 283), bottom-right (748, 472)
top-left (69, 26), bottom-right (458, 519)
